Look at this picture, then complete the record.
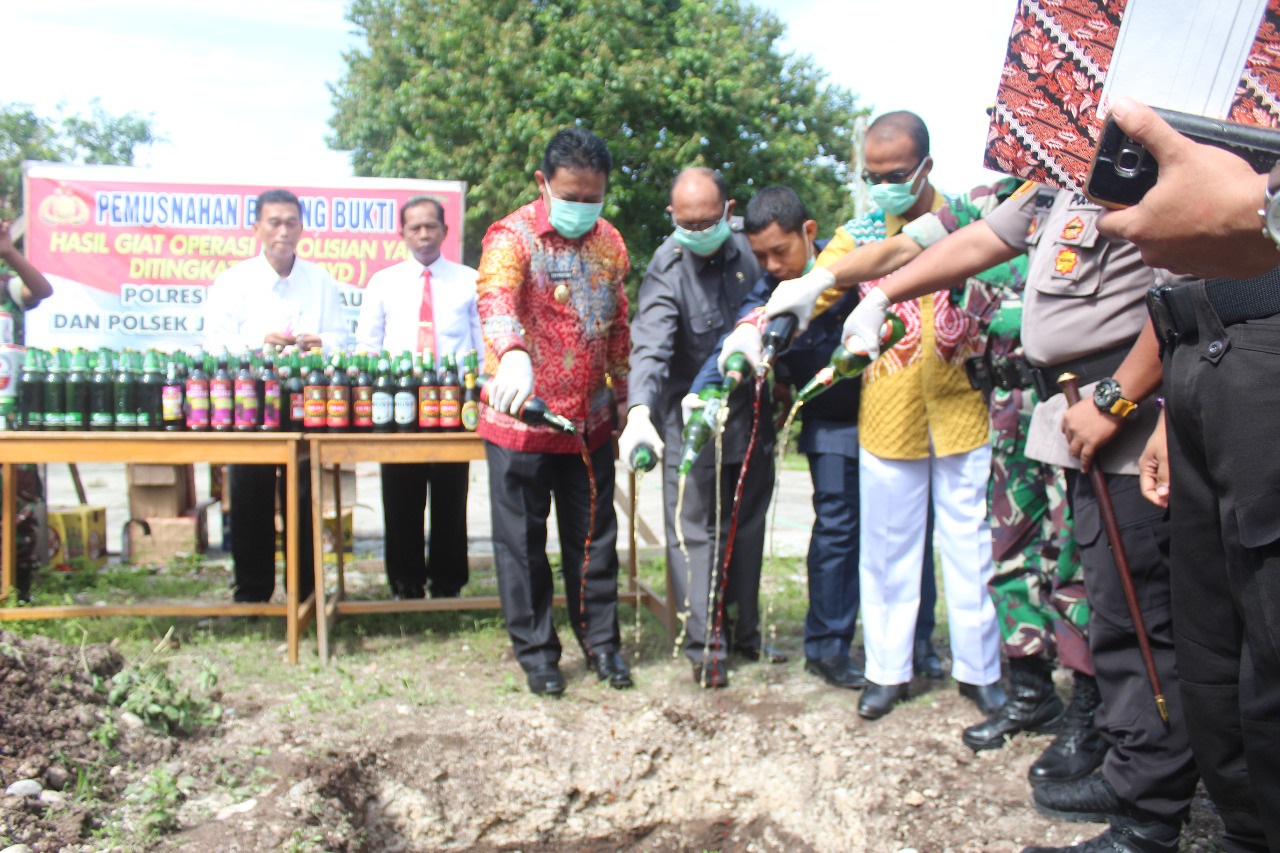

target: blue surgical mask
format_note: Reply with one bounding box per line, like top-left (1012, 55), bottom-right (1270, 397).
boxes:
top-left (546, 188), bottom-right (602, 239)
top-left (673, 217), bottom-right (731, 256)
top-left (866, 161), bottom-right (926, 216)
top-left (868, 181), bottom-right (922, 216)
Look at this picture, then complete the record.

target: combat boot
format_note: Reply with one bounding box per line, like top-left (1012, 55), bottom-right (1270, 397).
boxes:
top-left (962, 655), bottom-right (1064, 751)
top-left (1032, 770), bottom-right (1121, 823)
top-left (1020, 813), bottom-right (1180, 853)
top-left (1029, 670), bottom-right (1107, 785)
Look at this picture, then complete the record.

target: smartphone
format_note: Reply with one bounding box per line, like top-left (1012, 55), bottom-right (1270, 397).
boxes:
top-left (1085, 106), bottom-right (1280, 209)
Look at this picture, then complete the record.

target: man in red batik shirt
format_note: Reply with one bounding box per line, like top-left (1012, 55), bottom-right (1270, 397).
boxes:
top-left (477, 127), bottom-right (632, 697)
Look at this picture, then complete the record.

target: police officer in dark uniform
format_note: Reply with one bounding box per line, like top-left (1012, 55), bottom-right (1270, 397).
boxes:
top-left (1096, 97), bottom-right (1280, 853)
top-left (619, 167), bottom-right (776, 686)
top-left (838, 183), bottom-right (1198, 853)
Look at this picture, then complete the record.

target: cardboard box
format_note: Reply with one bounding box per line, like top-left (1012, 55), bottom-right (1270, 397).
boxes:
top-left (47, 505), bottom-right (107, 570)
top-left (127, 464), bottom-right (195, 519)
top-left (275, 507), bottom-right (353, 566)
top-left (127, 511), bottom-right (210, 568)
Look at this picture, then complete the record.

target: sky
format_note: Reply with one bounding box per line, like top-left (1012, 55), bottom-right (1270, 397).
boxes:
top-left (4, 0), bottom-right (1018, 198)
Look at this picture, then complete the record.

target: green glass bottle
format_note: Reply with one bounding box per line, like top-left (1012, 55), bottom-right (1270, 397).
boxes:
top-left (88, 349), bottom-right (115, 431)
top-left (42, 349), bottom-right (65, 431)
top-left (19, 348), bottom-right (45, 430)
top-left (63, 348), bottom-right (90, 431)
top-left (630, 444), bottom-right (658, 473)
top-left (114, 349), bottom-right (138, 431)
top-left (795, 314), bottom-right (907, 403)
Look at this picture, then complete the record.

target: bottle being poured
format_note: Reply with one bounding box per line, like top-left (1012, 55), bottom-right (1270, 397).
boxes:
top-left (675, 351), bottom-right (750, 476)
top-left (757, 312), bottom-right (799, 378)
top-left (475, 373), bottom-right (576, 433)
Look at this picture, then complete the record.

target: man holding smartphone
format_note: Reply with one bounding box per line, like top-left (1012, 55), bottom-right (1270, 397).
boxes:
top-left (1098, 97), bottom-right (1280, 853)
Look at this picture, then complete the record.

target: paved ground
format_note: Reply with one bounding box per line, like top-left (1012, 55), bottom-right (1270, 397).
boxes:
top-left (40, 448), bottom-right (820, 568)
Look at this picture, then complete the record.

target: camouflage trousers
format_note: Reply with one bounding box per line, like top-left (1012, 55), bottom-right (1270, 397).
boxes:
top-left (988, 387), bottom-right (1091, 672)
top-left (0, 464), bottom-right (44, 601)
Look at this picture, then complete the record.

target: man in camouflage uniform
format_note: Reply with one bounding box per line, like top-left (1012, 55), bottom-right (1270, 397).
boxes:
top-left (0, 220), bottom-right (54, 601)
top-left (764, 178), bottom-right (1102, 777)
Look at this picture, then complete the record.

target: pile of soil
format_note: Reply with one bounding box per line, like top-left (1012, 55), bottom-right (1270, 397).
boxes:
top-left (0, 630), bottom-right (173, 852)
top-left (0, 629), bottom-right (1230, 852)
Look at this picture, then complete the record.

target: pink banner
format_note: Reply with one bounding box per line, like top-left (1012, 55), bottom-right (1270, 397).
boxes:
top-left (23, 164), bottom-right (466, 350)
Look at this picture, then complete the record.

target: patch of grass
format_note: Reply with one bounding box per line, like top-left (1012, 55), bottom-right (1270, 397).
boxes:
top-left (96, 632), bottom-right (222, 737)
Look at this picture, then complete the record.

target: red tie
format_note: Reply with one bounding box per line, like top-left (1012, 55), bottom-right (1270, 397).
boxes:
top-left (417, 268), bottom-right (435, 356)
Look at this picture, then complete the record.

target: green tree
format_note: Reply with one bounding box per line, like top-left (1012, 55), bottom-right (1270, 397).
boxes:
top-left (0, 99), bottom-right (157, 222)
top-left (329, 0), bottom-right (864, 282)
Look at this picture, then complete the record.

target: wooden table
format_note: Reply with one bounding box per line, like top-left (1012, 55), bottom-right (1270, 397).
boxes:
top-left (0, 432), bottom-right (314, 664)
top-left (306, 432), bottom-right (671, 663)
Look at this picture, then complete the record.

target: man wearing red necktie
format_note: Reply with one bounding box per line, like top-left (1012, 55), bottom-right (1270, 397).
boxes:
top-left (357, 197), bottom-right (481, 598)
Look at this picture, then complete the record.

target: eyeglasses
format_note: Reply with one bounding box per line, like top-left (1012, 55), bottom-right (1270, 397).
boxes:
top-left (669, 201), bottom-right (729, 233)
top-left (861, 158), bottom-right (926, 186)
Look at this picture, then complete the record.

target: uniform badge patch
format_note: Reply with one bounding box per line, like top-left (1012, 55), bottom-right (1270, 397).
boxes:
top-left (1027, 217), bottom-right (1039, 239)
top-left (1055, 248), bottom-right (1078, 275)
top-left (1060, 216), bottom-right (1084, 241)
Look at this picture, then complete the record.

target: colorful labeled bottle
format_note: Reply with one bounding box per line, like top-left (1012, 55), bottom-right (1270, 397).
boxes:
top-left (234, 348), bottom-right (260, 431)
top-left (418, 350), bottom-right (440, 431)
top-left (210, 348), bottom-right (234, 431)
top-left (260, 347), bottom-right (282, 431)
top-left (303, 349), bottom-right (328, 431)
top-left (162, 355), bottom-right (185, 431)
top-left (371, 356), bottom-right (395, 433)
top-left (326, 353), bottom-right (351, 431)
top-left (185, 349), bottom-right (210, 431)
top-left (438, 353), bottom-right (462, 431)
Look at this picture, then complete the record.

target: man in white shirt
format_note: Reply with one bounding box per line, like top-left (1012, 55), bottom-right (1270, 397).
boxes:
top-left (356, 196), bottom-right (481, 597)
top-left (204, 188), bottom-right (350, 603)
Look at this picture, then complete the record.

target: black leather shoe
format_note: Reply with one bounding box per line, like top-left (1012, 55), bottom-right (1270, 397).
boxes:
top-left (962, 656), bottom-right (1064, 752)
top-left (959, 681), bottom-right (1008, 716)
top-left (858, 682), bottom-right (908, 720)
top-left (692, 662), bottom-right (729, 688)
top-left (1020, 814), bottom-right (1180, 852)
top-left (526, 666), bottom-right (566, 697)
top-left (735, 644), bottom-right (790, 664)
top-left (589, 651), bottom-right (633, 689)
top-left (805, 656), bottom-right (867, 690)
top-left (1032, 771), bottom-right (1121, 824)
top-left (913, 637), bottom-right (945, 678)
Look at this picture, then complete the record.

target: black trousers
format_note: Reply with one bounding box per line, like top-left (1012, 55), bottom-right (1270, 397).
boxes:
top-left (1066, 468), bottom-right (1197, 824)
top-left (379, 462), bottom-right (469, 597)
top-left (484, 441), bottom-right (620, 671)
top-left (663, 441), bottom-right (773, 666)
top-left (228, 464), bottom-right (313, 603)
top-left (1164, 281), bottom-right (1280, 852)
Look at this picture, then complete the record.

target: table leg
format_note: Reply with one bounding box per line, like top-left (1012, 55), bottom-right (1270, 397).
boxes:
top-left (285, 441), bottom-right (299, 665)
top-left (313, 449), bottom-right (331, 664)
top-left (1, 462), bottom-right (14, 601)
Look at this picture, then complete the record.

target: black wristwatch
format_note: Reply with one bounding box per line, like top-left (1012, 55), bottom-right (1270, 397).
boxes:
top-left (1093, 377), bottom-right (1137, 419)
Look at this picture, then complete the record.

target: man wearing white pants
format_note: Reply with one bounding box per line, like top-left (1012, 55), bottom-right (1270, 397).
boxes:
top-left (771, 111), bottom-right (1003, 720)
top-left (859, 444), bottom-right (999, 693)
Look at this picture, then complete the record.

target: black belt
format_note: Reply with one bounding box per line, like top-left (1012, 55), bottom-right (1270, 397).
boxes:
top-left (1029, 343), bottom-right (1132, 401)
top-left (964, 354), bottom-right (1036, 395)
top-left (1147, 268), bottom-right (1280, 353)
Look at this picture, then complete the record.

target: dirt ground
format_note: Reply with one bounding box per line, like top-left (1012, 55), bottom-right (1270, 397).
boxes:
top-left (0, 620), bottom-right (1230, 853)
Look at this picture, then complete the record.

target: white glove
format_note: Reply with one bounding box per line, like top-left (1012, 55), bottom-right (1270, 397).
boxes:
top-left (764, 266), bottom-right (836, 333)
top-left (842, 287), bottom-right (892, 360)
top-left (717, 322), bottom-right (763, 375)
top-left (680, 393), bottom-right (704, 427)
top-left (618, 405), bottom-right (664, 471)
top-left (488, 349), bottom-right (534, 416)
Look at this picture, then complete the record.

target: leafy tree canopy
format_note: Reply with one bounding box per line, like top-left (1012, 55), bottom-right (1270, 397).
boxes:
top-left (0, 99), bottom-right (158, 222)
top-left (329, 0), bottom-right (864, 284)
